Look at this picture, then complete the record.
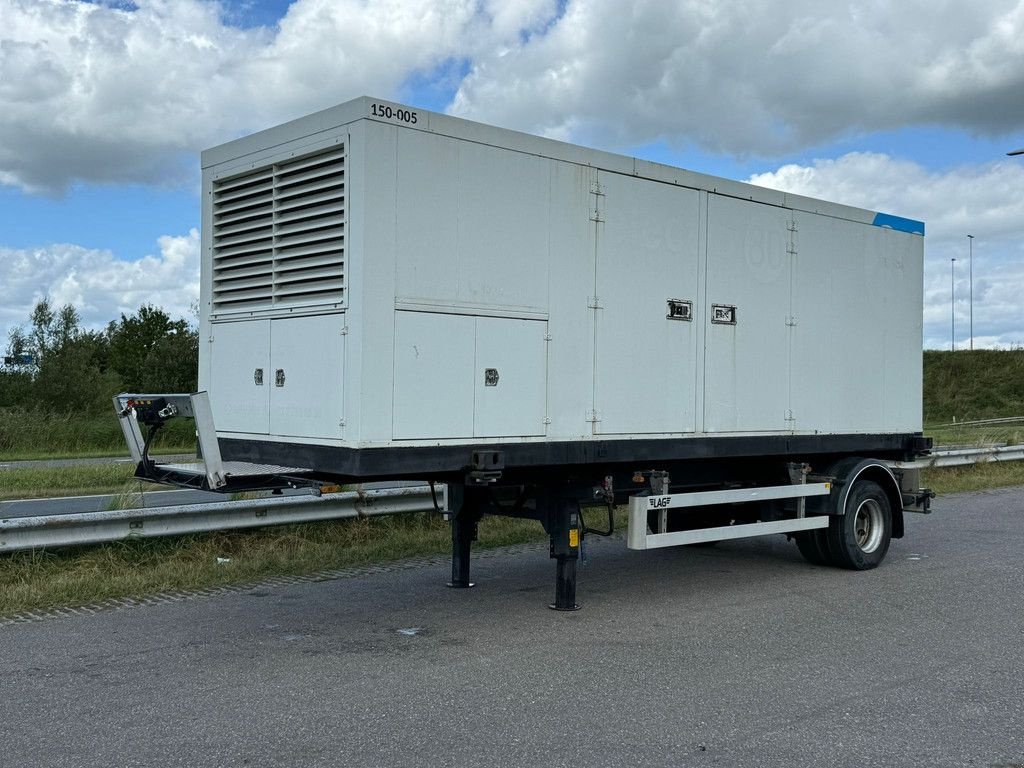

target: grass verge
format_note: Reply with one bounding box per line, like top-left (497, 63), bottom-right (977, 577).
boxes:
top-left (1, 462), bottom-right (1022, 619)
top-left (0, 408), bottom-right (195, 461)
top-left (0, 465), bottom-right (149, 501)
top-left (925, 423), bottom-right (1024, 449)
top-left (922, 461), bottom-right (1024, 495)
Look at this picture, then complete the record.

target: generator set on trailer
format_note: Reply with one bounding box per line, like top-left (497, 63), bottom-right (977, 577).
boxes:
top-left (116, 96), bottom-right (933, 610)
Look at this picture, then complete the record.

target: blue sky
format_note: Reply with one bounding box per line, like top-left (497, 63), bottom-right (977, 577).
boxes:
top-left (2, 0), bottom-right (1024, 350)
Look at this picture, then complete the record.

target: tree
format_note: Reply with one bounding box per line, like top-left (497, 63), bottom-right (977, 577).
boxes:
top-left (106, 305), bottom-right (198, 393)
top-left (2, 299), bottom-right (197, 414)
top-left (32, 331), bottom-right (118, 413)
top-left (2, 299), bottom-right (112, 412)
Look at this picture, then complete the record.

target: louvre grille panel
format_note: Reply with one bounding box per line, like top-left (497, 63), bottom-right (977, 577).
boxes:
top-left (211, 145), bottom-right (346, 312)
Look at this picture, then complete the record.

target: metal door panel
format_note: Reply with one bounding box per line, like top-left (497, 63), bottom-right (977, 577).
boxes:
top-left (393, 311), bottom-right (475, 440)
top-left (704, 195), bottom-right (791, 432)
top-left (209, 320), bottom-right (270, 434)
top-left (791, 213), bottom-right (923, 433)
top-left (594, 173), bottom-right (700, 434)
top-left (474, 317), bottom-right (547, 438)
top-left (269, 314), bottom-right (345, 440)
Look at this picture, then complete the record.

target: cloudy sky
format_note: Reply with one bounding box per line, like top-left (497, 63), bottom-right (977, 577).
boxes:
top-left (1, 0), bottom-right (1023, 350)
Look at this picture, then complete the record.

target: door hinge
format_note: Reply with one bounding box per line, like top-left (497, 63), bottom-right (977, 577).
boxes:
top-left (586, 410), bottom-right (601, 423)
top-left (543, 417), bottom-right (552, 425)
top-left (544, 332), bottom-right (552, 341)
top-left (785, 409), bottom-right (796, 424)
top-left (787, 220), bottom-right (798, 232)
top-left (588, 296), bottom-right (602, 309)
top-left (787, 242), bottom-right (797, 255)
top-left (786, 316), bottom-right (798, 327)
top-left (590, 181), bottom-right (605, 196)
top-left (340, 326), bottom-right (349, 336)
top-left (590, 209), bottom-right (604, 222)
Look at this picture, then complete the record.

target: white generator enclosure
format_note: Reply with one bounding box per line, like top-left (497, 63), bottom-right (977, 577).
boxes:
top-left (198, 97), bottom-right (925, 480)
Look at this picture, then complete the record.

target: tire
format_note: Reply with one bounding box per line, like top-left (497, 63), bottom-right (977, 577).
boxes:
top-left (794, 527), bottom-right (832, 566)
top-left (827, 479), bottom-right (892, 570)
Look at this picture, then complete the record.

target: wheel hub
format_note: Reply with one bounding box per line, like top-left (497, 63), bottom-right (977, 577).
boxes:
top-left (854, 498), bottom-right (884, 553)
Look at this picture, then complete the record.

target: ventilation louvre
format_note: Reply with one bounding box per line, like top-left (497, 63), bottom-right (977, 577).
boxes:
top-left (211, 146), bottom-right (346, 313)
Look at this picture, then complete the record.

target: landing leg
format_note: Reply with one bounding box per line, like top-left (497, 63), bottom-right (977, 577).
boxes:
top-left (448, 485), bottom-right (482, 588)
top-left (547, 494), bottom-right (582, 611)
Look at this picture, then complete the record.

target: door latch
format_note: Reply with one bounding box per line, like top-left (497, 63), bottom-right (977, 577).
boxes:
top-left (275, 369), bottom-right (286, 387)
top-left (254, 368), bottom-right (264, 386)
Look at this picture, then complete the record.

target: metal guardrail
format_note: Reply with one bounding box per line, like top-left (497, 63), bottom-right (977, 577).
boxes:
top-left (930, 416), bottom-right (1024, 428)
top-left (889, 444), bottom-right (1024, 469)
top-left (2, 443), bottom-right (1022, 553)
top-left (0, 485), bottom-right (446, 553)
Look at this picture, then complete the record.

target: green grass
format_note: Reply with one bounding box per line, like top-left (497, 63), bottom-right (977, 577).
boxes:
top-left (923, 461), bottom-right (1024, 495)
top-left (924, 424), bottom-right (1024, 449)
top-left (0, 465), bottom-right (152, 501)
top-left (0, 408), bottom-right (195, 461)
top-left (923, 349), bottom-right (1024, 424)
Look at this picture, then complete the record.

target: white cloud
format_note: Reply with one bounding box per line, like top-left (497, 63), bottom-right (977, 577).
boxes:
top-left (0, 0), bottom-right (560, 193)
top-left (0, 229), bottom-right (200, 346)
top-left (5, 0), bottom-right (1023, 193)
top-left (451, 0), bottom-right (1024, 154)
top-left (748, 153), bottom-right (1024, 349)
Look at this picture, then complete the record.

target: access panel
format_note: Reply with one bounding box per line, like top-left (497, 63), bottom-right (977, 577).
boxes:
top-left (209, 319), bottom-right (270, 434)
top-left (392, 311), bottom-right (547, 440)
top-left (790, 212), bottom-right (923, 433)
top-left (593, 173), bottom-right (700, 434)
top-left (474, 316), bottom-right (547, 438)
top-left (393, 311), bottom-right (475, 440)
top-left (269, 313), bottom-right (346, 440)
top-left (704, 195), bottom-right (792, 433)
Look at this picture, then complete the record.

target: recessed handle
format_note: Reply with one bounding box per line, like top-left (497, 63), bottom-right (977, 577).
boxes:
top-left (254, 368), bottom-right (264, 386)
top-left (275, 369), bottom-right (286, 387)
top-left (711, 304), bottom-right (737, 325)
top-left (667, 299), bottom-right (692, 321)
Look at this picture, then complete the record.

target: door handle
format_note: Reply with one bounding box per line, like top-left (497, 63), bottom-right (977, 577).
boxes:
top-left (254, 368), bottom-right (264, 385)
top-left (275, 369), bottom-right (285, 387)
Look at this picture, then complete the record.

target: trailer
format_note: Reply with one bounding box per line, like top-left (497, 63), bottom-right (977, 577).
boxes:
top-left (117, 96), bottom-right (932, 609)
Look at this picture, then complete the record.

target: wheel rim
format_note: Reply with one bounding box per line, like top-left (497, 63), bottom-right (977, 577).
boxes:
top-left (854, 498), bottom-right (884, 553)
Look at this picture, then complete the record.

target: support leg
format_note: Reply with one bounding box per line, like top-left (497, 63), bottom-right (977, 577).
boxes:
top-left (546, 494), bottom-right (582, 611)
top-left (448, 485), bottom-right (481, 589)
top-left (553, 556), bottom-right (578, 612)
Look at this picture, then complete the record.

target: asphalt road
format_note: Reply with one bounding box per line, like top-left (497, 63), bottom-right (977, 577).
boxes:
top-left (2, 487), bottom-right (1022, 768)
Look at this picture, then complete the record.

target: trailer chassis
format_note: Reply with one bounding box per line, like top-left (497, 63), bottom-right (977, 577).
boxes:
top-left (114, 393), bottom-right (933, 610)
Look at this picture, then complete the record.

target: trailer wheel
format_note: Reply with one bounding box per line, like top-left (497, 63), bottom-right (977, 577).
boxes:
top-left (794, 528), bottom-right (832, 566)
top-left (827, 480), bottom-right (892, 570)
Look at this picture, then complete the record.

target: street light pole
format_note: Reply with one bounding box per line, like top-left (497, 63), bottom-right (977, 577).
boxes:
top-left (951, 257), bottom-right (956, 351)
top-left (967, 234), bottom-right (974, 350)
